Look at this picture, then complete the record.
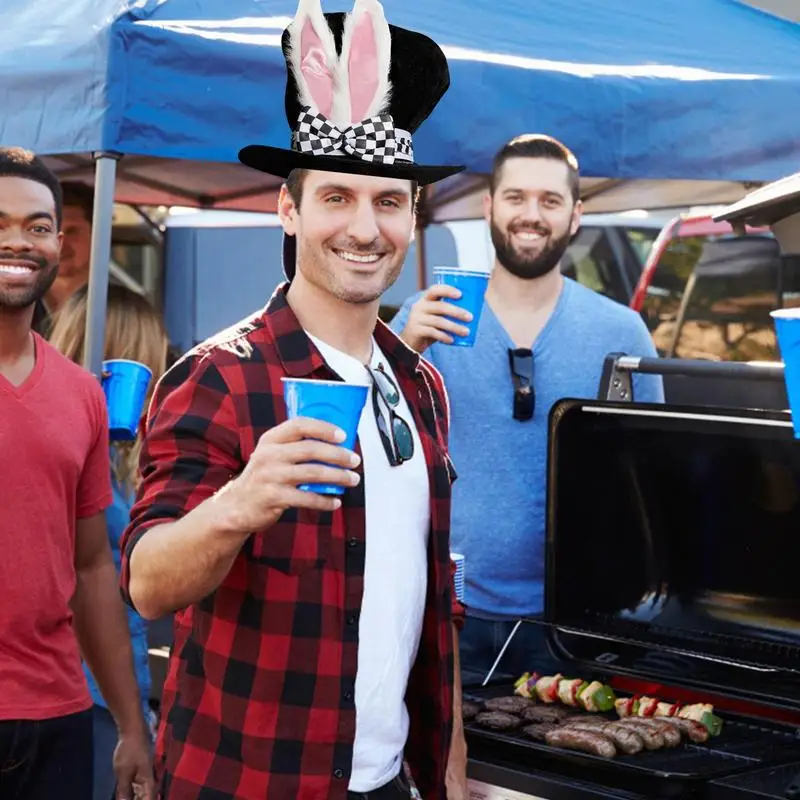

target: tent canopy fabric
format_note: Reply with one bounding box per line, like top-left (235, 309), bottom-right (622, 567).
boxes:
top-left (5, 0), bottom-right (800, 375)
top-left (3, 0), bottom-right (800, 217)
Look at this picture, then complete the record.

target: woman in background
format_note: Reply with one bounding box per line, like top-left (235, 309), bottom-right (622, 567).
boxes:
top-left (50, 283), bottom-right (169, 800)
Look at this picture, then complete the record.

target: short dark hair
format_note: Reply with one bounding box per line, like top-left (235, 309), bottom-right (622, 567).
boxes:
top-left (490, 134), bottom-right (580, 202)
top-left (285, 168), bottom-right (309, 207)
top-left (284, 168), bottom-right (421, 211)
top-left (61, 181), bottom-right (95, 225)
top-left (0, 147), bottom-right (63, 227)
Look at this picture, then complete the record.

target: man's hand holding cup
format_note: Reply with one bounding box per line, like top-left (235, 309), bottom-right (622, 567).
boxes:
top-left (218, 417), bottom-right (361, 533)
top-left (401, 268), bottom-right (490, 352)
top-left (399, 284), bottom-right (474, 353)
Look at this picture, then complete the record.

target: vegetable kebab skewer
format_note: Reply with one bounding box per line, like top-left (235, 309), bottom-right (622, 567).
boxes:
top-left (514, 672), bottom-right (616, 712)
top-left (515, 673), bottom-right (723, 736)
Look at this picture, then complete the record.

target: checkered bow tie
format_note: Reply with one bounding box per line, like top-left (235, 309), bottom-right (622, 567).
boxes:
top-left (292, 107), bottom-right (414, 165)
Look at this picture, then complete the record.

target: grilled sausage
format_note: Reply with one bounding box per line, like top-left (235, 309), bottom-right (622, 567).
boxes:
top-left (462, 700), bottom-right (483, 721)
top-left (474, 711), bottom-right (521, 731)
top-left (627, 717), bottom-right (681, 748)
top-left (521, 704), bottom-right (574, 724)
top-left (616, 719), bottom-right (666, 749)
top-left (561, 717), bottom-right (608, 730)
top-left (655, 715), bottom-right (710, 743)
top-left (600, 722), bottom-right (645, 755)
top-left (484, 696), bottom-right (535, 714)
top-left (562, 719), bottom-right (644, 755)
top-left (522, 723), bottom-right (558, 742)
top-left (545, 728), bottom-right (617, 758)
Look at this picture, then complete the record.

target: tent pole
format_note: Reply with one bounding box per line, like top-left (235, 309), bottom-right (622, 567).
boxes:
top-left (83, 151), bottom-right (121, 378)
top-left (415, 186), bottom-right (430, 291)
top-left (415, 223), bottom-right (427, 291)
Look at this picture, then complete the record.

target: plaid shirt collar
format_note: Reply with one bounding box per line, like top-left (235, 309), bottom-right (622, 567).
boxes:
top-left (264, 282), bottom-right (422, 378)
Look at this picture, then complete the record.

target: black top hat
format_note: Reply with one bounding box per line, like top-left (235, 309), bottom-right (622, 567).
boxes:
top-left (238, 0), bottom-right (464, 186)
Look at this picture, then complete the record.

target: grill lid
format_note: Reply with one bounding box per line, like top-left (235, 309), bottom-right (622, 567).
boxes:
top-left (545, 400), bottom-right (800, 705)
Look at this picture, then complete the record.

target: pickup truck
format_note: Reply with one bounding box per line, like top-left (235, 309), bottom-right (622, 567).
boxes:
top-left (627, 214), bottom-right (794, 409)
top-left (629, 214), bottom-right (787, 362)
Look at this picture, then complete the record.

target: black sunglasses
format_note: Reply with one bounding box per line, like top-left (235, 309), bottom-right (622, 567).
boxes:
top-left (508, 348), bottom-right (534, 421)
top-left (366, 364), bottom-right (415, 466)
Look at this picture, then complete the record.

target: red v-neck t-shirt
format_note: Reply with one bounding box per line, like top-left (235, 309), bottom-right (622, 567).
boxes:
top-left (0, 333), bottom-right (113, 720)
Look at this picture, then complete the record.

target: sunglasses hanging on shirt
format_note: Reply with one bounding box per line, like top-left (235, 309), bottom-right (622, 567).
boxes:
top-left (366, 363), bottom-right (415, 466)
top-left (508, 347), bottom-right (535, 421)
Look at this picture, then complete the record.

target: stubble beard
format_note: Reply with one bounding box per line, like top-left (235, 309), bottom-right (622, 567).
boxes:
top-left (490, 216), bottom-right (573, 281)
top-left (0, 261), bottom-right (58, 310)
top-left (299, 238), bottom-right (406, 305)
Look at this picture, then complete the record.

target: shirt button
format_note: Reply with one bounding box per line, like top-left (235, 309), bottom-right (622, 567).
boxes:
top-left (333, 768), bottom-right (344, 779)
top-left (348, 537), bottom-right (358, 548)
top-left (344, 690), bottom-right (354, 701)
top-left (348, 614), bottom-right (357, 625)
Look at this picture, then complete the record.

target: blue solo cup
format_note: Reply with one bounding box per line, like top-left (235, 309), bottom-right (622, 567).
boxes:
top-left (102, 359), bottom-right (153, 441)
top-left (771, 308), bottom-right (800, 438)
top-left (282, 377), bottom-right (369, 495)
top-left (433, 267), bottom-right (490, 347)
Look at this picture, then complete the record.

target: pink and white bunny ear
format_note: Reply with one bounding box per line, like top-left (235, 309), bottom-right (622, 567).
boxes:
top-left (337, 0), bottom-right (392, 126)
top-left (287, 0), bottom-right (339, 121)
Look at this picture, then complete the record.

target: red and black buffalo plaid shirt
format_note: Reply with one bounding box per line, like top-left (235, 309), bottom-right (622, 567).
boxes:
top-left (120, 285), bottom-right (464, 800)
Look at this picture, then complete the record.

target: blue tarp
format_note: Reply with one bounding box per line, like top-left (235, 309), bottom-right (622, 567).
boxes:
top-left (2, 0), bottom-right (800, 183)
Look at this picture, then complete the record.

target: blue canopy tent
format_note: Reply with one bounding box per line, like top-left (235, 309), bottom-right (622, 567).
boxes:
top-left (49, 0), bottom-right (800, 213)
top-left (3, 0), bottom-right (800, 374)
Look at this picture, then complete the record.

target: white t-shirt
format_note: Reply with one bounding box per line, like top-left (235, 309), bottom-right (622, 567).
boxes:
top-left (307, 333), bottom-right (430, 793)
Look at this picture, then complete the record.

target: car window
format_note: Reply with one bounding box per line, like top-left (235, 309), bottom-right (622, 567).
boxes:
top-left (640, 235), bottom-right (707, 353)
top-left (622, 227), bottom-right (660, 266)
top-left (561, 227), bottom-right (621, 300)
top-left (643, 233), bottom-right (788, 362)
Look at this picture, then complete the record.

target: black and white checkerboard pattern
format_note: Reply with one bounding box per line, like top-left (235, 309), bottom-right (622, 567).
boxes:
top-left (292, 108), bottom-right (414, 164)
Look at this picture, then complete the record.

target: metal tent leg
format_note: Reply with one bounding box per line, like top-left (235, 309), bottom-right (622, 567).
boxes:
top-left (415, 222), bottom-right (427, 291)
top-left (415, 186), bottom-right (431, 291)
top-left (83, 151), bottom-right (121, 378)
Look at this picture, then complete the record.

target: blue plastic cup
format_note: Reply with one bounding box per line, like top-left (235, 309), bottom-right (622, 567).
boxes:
top-left (102, 359), bottom-right (153, 441)
top-left (771, 309), bottom-right (800, 438)
top-left (433, 267), bottom-right (490, 347)
top-left (282, 377), bottom-right (369, 495)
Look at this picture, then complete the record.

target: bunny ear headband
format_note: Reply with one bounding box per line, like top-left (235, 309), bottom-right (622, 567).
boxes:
top-left (238, 0), bottom-right (463, 185)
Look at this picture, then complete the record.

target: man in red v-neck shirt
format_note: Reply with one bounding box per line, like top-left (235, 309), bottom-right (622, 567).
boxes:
top-left (0, 147), bottom-right (154, 800)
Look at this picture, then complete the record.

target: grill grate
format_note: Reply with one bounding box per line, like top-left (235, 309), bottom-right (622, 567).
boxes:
top-left (464, 683), bottom-right (800, 795)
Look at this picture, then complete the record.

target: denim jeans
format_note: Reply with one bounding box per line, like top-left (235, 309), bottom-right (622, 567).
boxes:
top-left (92, 703), bottom-right (156, 800)
top-left (91, 705), bottom-right (119, 800)
top-left (459, 616), bottom-right (563, 686)
top-left (0, 709), bottom-right (93, 799)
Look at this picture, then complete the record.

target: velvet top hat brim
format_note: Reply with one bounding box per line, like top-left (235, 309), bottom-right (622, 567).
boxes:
top-left (238, 145), bottom-right (462, 186)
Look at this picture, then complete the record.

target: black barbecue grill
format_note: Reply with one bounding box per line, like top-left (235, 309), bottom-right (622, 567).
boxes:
top-left (464, 397), bottom-right (800, 799)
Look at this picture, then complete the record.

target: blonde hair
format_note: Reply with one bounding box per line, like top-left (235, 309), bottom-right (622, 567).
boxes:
top-left (49, 284), bottom-right (169, 494)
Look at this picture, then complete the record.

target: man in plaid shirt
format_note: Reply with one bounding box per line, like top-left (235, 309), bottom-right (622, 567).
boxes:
top-left (119, 0), bottom-right (469, 797)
